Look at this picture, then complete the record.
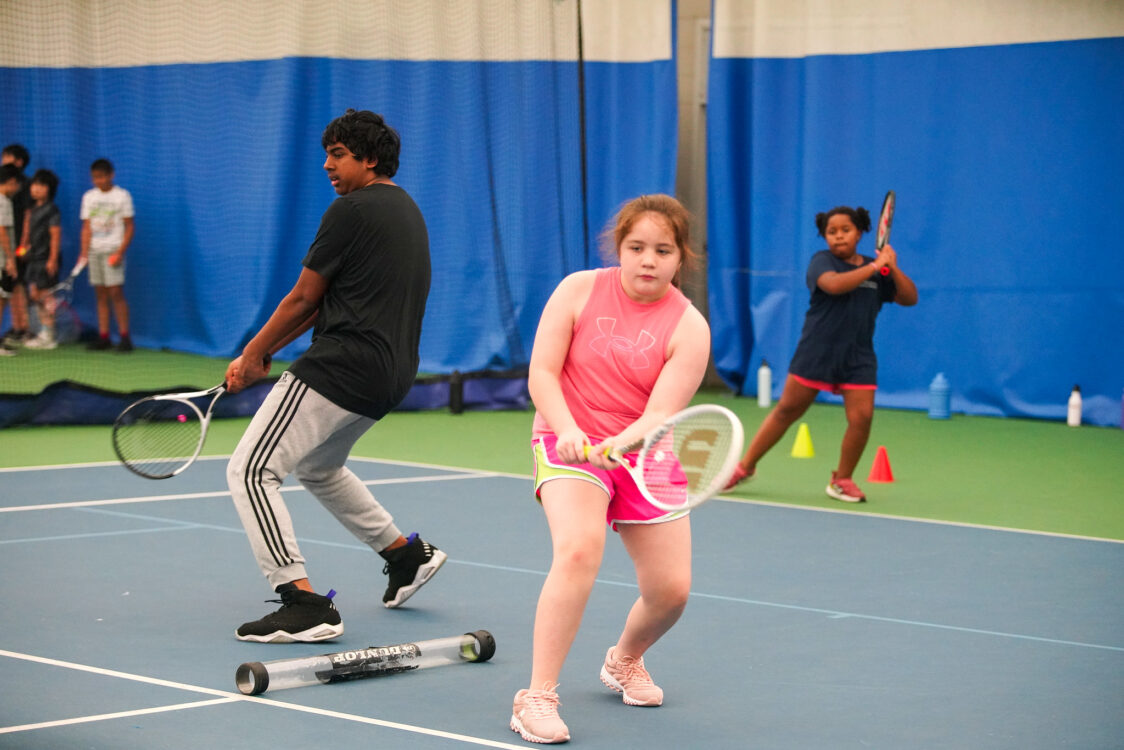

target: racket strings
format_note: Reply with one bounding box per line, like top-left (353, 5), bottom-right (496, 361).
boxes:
top-left (639, 414), bottom-right (739, 510)
top-left (113, 398), bottom-right (204, 478)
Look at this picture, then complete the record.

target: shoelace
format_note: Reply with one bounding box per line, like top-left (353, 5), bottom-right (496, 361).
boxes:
top-left (614, 655), bottom-right (655, 687)
top-left (524, 689), bottom-right (562, 718)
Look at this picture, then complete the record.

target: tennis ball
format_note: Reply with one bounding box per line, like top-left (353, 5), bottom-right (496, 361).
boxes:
top-left (177, 414), bottom-right (187, 423)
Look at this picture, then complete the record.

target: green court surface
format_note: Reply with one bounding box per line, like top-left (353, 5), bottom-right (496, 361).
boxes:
top-left (2, 387), bottom-right (1121, 541)
top-left (0, 343), bottom-right (291, 394)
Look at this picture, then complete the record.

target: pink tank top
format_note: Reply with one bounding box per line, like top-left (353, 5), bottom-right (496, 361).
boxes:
top-left (533, 267), bottom-right (691, 442)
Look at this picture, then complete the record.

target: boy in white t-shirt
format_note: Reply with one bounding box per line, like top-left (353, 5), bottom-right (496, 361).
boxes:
top-left (80, 158), bottom-right (135, 351)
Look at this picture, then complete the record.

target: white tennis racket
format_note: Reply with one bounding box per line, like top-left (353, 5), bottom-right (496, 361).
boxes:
top-left (44, 257), bottom-right (88, 304)
top-left (112, 354), bottom-right (272, 479)
top-left (586, 404), bottom-right (744, 512)
top-left (112, 383), bottom-right (227, 479)
top-left (43, 258), bottom-right (88, 342)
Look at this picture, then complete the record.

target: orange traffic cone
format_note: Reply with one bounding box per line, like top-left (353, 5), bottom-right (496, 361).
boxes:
top-left (867, 445), bottom-right (894, 483)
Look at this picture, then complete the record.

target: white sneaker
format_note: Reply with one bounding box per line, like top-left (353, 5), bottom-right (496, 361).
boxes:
top-left (23, 332), bottom-right (57, 350)
top-left (0, 346), bottom-right (14, 356)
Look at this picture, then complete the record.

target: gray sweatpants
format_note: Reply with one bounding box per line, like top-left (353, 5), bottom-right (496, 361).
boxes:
top-left (227, 371), bottom-right (403, 589)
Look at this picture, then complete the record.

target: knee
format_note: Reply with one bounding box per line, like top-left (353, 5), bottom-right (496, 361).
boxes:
top-left (227, 455), bottom-right (279, 492)
top-left (551, 539), bottom-right (604, 580)
top-left (648, 575), bottom-right (691, 615)
top-left (772, 402), bottom-right (805, 426)
top-left (847, 407), bottom-right (874, 430)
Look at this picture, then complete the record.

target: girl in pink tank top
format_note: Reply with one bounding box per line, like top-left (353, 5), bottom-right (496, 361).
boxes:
top-left (511, 195), bottom-right (711, 744)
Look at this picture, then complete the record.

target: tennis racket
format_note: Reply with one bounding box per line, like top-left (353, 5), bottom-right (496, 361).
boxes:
top-left (43, 259), bottom-right (88, 342)
top-left (112, 354), bottom-right (271, 479)
top-left (585, 404), bottom-right (744, 512)
top-left (874, 190), bottom-right (895, 275)
top-left (50, 257), bottom-right (88, 298)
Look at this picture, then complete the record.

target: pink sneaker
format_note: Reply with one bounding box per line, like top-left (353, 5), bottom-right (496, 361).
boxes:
top-left (510, 684), bottom-right (570, 744)
top-left (600, 647), bottom-right (663, 706)
top-left (826, 471), bottom-right (866, 503)
top-left (724, 464), bottom-right (755, 490)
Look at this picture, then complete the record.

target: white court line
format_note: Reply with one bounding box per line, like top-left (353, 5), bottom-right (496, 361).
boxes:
top-left (0, 649), bottom-right (528, 748)
top-left (3, 457), bottom-right (1122, 544)
top-left (0, 472), bottom-right (497, 513)
top-left (1, 698), bottom-right (239, 734)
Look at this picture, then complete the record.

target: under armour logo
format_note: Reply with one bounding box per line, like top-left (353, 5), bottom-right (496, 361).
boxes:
top-left (589, 317), bottom-right (656, 369)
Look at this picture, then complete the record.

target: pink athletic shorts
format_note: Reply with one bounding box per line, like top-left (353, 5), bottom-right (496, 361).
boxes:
top-left (531, 435), bottom-right (688, 530)
top-left (791, 373), bottom-right (877, 396)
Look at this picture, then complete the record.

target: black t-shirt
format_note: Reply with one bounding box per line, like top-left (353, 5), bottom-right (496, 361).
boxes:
top-left (11, 175), bottom-right (29, 246)
top-left (25, 201), bottom-right (61, 263)
top-left (289, 183), bottom-right (430, 420)
top-left (787, 250), bottom-right (896, 385)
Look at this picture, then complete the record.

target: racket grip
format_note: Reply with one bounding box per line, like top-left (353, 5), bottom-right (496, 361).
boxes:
top-left (880, 266), bottom-right (890, 276)
top-left (234, 631), bottom-right (495, 695)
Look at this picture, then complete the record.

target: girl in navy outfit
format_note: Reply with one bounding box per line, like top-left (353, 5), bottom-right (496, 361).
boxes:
top-left (727, 205), bottom-right (918, 502)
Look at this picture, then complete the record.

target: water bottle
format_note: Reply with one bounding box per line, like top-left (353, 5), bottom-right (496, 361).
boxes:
top-left (928, 372), bottom-right (950, 419)
top-left (1067, 385), bottom-right (1081, 427)
top-left (757, 359), bottom-right (772, 408)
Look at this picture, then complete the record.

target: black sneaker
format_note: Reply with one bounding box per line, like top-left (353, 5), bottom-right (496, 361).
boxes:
top-left (235, 584), bottom-right (344, 643)
top-left (116, 335), bottom-right (134, 352)
top-left (87, 337), bottom-right (113, 350)
top-left (381, 533), bottom-right (447, 608)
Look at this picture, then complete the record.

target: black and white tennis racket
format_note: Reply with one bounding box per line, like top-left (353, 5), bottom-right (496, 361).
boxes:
top-left (874, 190), bottom-right (895, 275)
top-left (586, 404), bottom-right (744, 512)
top-left (112, 355), bottom-right (271, 479)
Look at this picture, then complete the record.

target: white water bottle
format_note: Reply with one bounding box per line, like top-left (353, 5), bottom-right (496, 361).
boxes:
top-left (1067, 385), bottom-right (1082, 427)
top-left (757, 359), bottom-right (772, 408)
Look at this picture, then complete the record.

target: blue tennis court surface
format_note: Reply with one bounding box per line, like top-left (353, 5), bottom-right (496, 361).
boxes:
top-left (2, 458), bottom-right (1121, 749)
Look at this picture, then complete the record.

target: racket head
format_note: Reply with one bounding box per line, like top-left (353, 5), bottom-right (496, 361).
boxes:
top-left (631, 404), bottom-right (745, 512)
top-left (112, 386), bottom-right (223, 479)
top-left (875, 190), bottom-right (895, 250)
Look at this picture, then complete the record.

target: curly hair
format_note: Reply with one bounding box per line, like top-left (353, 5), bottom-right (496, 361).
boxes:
top-left (815, 206), bottom-right (871, 237)
top-left (321, 109), bottom-right (401, 178)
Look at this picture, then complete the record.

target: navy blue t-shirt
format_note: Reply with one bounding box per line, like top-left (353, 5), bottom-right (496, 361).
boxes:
top-left (787, 250), bottom-right (897, 386)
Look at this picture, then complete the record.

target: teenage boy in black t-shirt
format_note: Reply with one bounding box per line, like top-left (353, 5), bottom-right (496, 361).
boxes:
top-left (224, 109), bottom-right (443, 643)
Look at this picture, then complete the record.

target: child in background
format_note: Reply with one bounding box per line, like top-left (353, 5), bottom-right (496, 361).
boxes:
top-left (1, 144), bottom-right (31, 347)
top-left (726, 205), bottom-right (918, 502)
top-left (511, 195), bottom-right (710, 744)
top-left (80, 158), bottom-right (135, 351)
top-left (0, 164), bottom-right (21, 355)
top-left (20, 169), bottom-right (62, 350)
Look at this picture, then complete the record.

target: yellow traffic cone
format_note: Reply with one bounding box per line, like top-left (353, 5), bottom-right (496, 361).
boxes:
top-left (791, 422), bottom-right (814, 458)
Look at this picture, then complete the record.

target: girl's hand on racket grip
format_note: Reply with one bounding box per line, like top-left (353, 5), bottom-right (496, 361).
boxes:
top-left (582, 441), bottom-right (620, 471)
top-left (873, 244), bottom-right (896, 274)
top-left (554, 428), bottom-right (592, 465)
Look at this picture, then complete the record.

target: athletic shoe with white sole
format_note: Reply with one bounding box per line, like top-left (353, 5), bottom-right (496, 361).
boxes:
top-left (23, 331), bottom-right (57, 350)
top-left (825, 471), bottom-right (867, 503)
top-left (235, 584), bottom-right (343, 643)
top-left (600, 646), bottom-right (664, 706)
top-left (381, 533), bottom-right (447, 608)
top-left (510, 683), bottom-right (570, 744)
